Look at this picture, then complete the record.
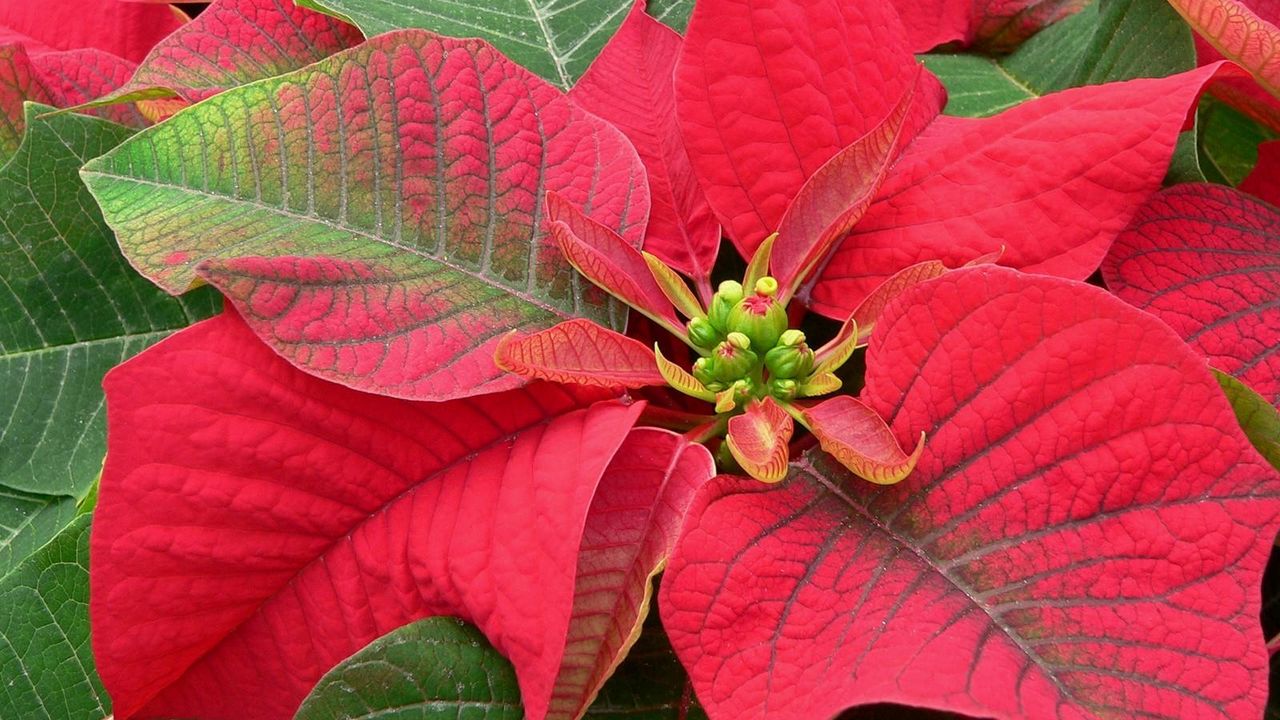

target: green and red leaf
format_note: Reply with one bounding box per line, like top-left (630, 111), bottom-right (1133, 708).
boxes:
top-left (495, 319), bottom-right (664, 389)
top-left (82, 30), bottom-right (650, 401)
top-left (661, 267), bottom-right (1280, 719)
top-left (571, 2), bottom-right (719, 283)
top-left (92, 309), bottom-right (653, 720)
top-left (891, 0), bottom-right (1089, 53)
top-left (725, 397), bottom-right (794, 483)
top-left (1103, 183), bottom-right (1280, 405)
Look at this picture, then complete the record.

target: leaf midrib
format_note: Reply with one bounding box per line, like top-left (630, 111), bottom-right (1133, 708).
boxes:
top-left (0, 329), bottom-right (176, 360)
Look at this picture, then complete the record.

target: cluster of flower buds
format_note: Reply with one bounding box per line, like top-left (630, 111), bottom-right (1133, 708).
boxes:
top-left (683, 276), bottom-right (821, 406)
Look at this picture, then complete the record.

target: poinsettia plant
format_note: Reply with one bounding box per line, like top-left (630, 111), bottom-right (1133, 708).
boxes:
top-left (3, 0), bottom-right (1280, 719)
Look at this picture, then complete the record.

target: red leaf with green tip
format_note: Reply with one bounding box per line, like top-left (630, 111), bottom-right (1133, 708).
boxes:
top-left (81, 30), bottom-right (650, 402)
top-left (1241, 139), bottom-right (1280, 204)
top-left (725, 397), bottom-right (794, 483)
top-left (548, 428), bottom-right (714, 719)
top-left (92, 309), bottom-right (647, 720)
top-left (801, 395), bottom-right (923, 485)
top-left (770, 80), bottom-right (914, 300)
top-left (546, 192), bottom-right (681, 329)
top-left (0, 0), bottom-right (185, 62)
top-left (1103, 184), bottom-right (1280, 405)
top-left (674, 0), bottom-right (945, 256)
top-left (890, 0), bottom-right (1088, 53)
top-left (495, 318), bottom-right (665, 389)
top-left (809, 66), bottom-right (1219, 319)
top-left (570, 2), bottom-right (719, 283)
top-left (661, 266), bottom-right (1280, 719)
top-left (98, 0), bottom-right (363, 105)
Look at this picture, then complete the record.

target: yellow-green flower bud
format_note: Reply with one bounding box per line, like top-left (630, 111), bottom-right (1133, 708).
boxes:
top-left (692, 357), bottom-right (717, 387)
top-left (764, 334), bottom-right (814, 379)
top-left (726, 291), bottom-right (787, 351)
top-left (754, 276), bottom-right (779, 297)
top-left (687, 317), bottom-right (720, 348)
top-left (707, 280), bottom-right (744, 332)
top-left (710, 337), bottom-right (758, 382)
top-left (768, 377), bottom-right (798, 400)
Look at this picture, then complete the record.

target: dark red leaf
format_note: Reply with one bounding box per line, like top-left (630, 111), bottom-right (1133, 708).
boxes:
top-left (809, 66), bottom-right (1219, 319)
top-left (1103, 183), bottom-right (1280, 405)
top-left (92, 310), bottom-right (647, 720)
top-left (662, 267), bottom-right (1280, 719)
top-left (571, 2), bottom-right (719, 283)
top-left (674, 0), bottom-right (945, 255)
top-left (1240, 139), bottom-right (1280, 205)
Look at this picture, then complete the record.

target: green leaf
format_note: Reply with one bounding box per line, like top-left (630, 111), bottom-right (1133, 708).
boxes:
top-left (1198, 96), bottom-right (1279, 185)
top-left (646, 0), bottom-right (693, 32)
top-left (0, 105), bottom-right (218, 575)
top-left (296, 0), bottom-right (633, 88)
top-left (583, 610), bottom-right (707, 720)
top-left (0, 514), bottom-right (107, 720)
top-left (1214, 369), bottom-right (1280, 471)
top-left (922, 0), bottom-right (1195, 118)
top-left (294, 616), bottom-right (523, 720)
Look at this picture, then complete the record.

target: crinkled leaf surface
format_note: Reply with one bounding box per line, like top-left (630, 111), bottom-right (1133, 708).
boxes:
top-left (100, 0), bottom-right (363, 105)
top-left (294, 617), bottom-right (522, 720)
top-left (1103, 183), bottom-right (1280, 406)
top-left (0, 106), bottom-right (217, 576)
top-left (662, 267), bottom-right (1280, 719)
top-left (920, 0), bottom-right (1196, 118)
top-left (0, 0), bottom-right (185, 62)
top-left (82, 30), bottom-right (648, 401)
top-left (893, 0), bottom-right (1087, 53)
top-left (548, 429), bottom-right (713, 720)
top-left (809, 66), bottom-right (1216, 318)
top-left (0, 514), bottom-right (106, 720)
top-left (296, 0), bottom-right (631, 88)
top-left (674, 0), bottom-right (944, 255)
top-left (93, 310), bottom-right (644, 720)
top-left (571, 3), bottom-right (718, 282)
top-left (497, 319), bottom-right (664, 389)
top-left (1172, 0), bottom-right (1280, 99)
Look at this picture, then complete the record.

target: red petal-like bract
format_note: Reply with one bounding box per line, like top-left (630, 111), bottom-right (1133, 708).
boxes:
top-left (93, 310), bottom-right (651, 720)
top-left (891, 0), bottom-right (1089, 53)
top-left (84, 30), bottom-right (649, 402)
top-left (802, 395), bottom-right (923, 485)
top-left (571, 2), bottom-right (719, 283)
top-left (809, 67), bottom-right (1219, 319)
top-left (107, 0), bottom-right (363, 103)
top-left (661, 267), bottom-right (1280, 719)
top-left (725, 397), bottom-right (794, 483)
top-left (495, 318), bottom-right (665, 389)
top-left (1103, 184), bottom-right (1280, 406)
top-left (1240, 139), bottom-right (1280, 205)
top-left (0, 0), bottom-right (184, 62)
top-left (549, 429), bottom-right (714, 719)
top-left (674, 0), bottom-right (944, 255)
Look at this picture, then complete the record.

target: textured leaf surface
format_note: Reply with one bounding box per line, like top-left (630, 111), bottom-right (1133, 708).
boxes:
top-left (921, 0), bottom-right (1196, 118)
top-left (496, 319), bottom-right (664, 389)
top-left (549, 429), bottom-right (713, 720)
top-left (92, 310), bottom-right (642, 720)
top-left (646, 0), bottom-right (693, 32)
top-left (725, 398), bottom-right (793, 484)
top-left (297, 0), bottom-right (631, 88)
top-left (1172, 0), bottom-right (1280, 100)
top-left (1198, 95), bottom-right (1278, 184)
top-left (1103, 184), bottom-right (1280, 405)
top-left (0, 514), bottom-right (108, 720)
top-left (801, 395), bottom-right (923, 485)
top-left (0, 0), bottom-right (185, 62)
top-left (582, 611), bottom-right (706, 720)
top-left (1215, 370), bottom-right (1280, 470)
top-left (809, 66), bottom-right (1216, 318)
top-left (0, 106), bottom-right (217, 576)
top-left (662, 266), bottom-right (1280, 719)
top-left (102, 0), bottom-right (363, 105)
top-left (674, 0), bottom-right (944, 255)
top-left (295, 617), bottom-right (522, 720)
top-left (571, 3), bottom-right (718, 282)
top-left (892, 0), bottom-right (1087, 52)
top-left (82, 30), bottom-right (649, 401)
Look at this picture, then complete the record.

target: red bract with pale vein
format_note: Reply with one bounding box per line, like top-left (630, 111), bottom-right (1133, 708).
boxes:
top-left (91, 309), bottom-right (715, 719)
top-left (661, 268), bottom-right (1280, 719)
top-left (1104, 183), bottom-right (1280, 406)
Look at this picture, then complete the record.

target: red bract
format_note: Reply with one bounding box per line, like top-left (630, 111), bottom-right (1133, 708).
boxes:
top-left (0, 0), bottom-right (184, 63)
top-left (92, 309), bottom-right (714, 719)
top-left (1172, 0), bottom-right (1280, 131)
top-left (661, 267), bottom-right (1280, 719)
top-left (673, 0), bottom-right (1220, 318)
top-left (1104, 183), bottom-right (1280, 406)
